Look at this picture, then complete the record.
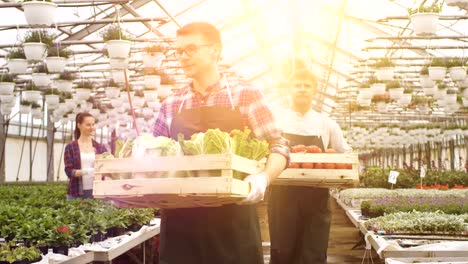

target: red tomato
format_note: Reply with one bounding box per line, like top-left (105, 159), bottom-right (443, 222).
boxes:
top-left (301, 163), bottom-right (315, 169)
top-left (306, 145), bottom-right (322, 153)
top-left (324, 163), bottom-right (336, 169)
top-left (325, 148), bottom-right (336, 153)
top-left (345, 163), bottom-right (353, 169)
top-left (288, 163), bottom-right (301, 169)
top-left (314, 163), bottom-right (324, 169)
top-left (335, 163), bottom-right (347, 169)
top-left (291, 145), bottom-right (307, 153)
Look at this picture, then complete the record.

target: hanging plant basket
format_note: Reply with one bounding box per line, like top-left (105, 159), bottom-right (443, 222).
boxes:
top-left (23, 42), bottom-right (48, 61)
top-left (434, 89), bottom-right (447, 100)
top-left (31, 107), bottom-right (43, 119)
top-left (144, 75), bottom-right (161, 89)
top-left (370, 83), bottom-right (386, 96)
top-left (46, 56), bottom-right (67, 73)
top-left (23, 90), bottom-right (42, 102)
top-left (7, 59), bottom-right (28, 74)
top-left (74, 88), bottom-right (91, 101)
top-left (398, 94), bottom-right (412, 106)
top-left (55, 80), bottom-right (73, 93)
top-left (448, 67), bottom-right (466, 81)
top-left (157, 85), bottom-right (173, 98)
top-left (144, 90), bottom-right (159, 102)
top-left (109, 57), bottom-right (128, 69)
top-left (423, 86), bottom-right (437, 96)
top-left (419, 75), bottom-right (435, 88)
top-left (444, 94), bottom-right (457, 105)
top-left (0, 104), bottom-right (13, 115)
top-left (19, 104), bottom-right (32, 114)
top-left (462, 98), bottom-right (468, 107)
top-left (32, 73), bottom-right (51, 87)
top-left (0, 82), bottom-right (15, 95)
top-left (143, 52), bottom-right (165, 68)
top-left (106, 40), bottom-right (131, 59)
top-left (357, 98), bottom-right (371, 107)
top-left (0, 94), bottom-right (16, 104)
top-left (375, 67), bottom-right (394, 81)
top-left (388, 88), bottom-right (404, 100)
top-left (358, 88), bottom-right (373, 100)
top-left (105, 87), bottom-right (120, 99)
top-left (45, 94), bottom-right (60, 105)
top-left (111, 70), bottom-right (128, 83)
top-left (22, 1), bottom-right (57, 27)
top-left (428, 66), bottom-right (446, 81)
top-left (131, 95), bottom-right (145, 108)
top-left (409, 13), bottom-right (439, 36)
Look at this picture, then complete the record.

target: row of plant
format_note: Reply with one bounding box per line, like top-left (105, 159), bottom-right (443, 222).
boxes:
top-left (0, 184), bottom-right (155, 253)
top-left (365, 211), bottom-right (468, 235)
top-left (360, 167), bottom-right (468, 189)
top-left (361, 196), bottom-right (467, 218)
top-left (0, 242), bottom-right (41, 264)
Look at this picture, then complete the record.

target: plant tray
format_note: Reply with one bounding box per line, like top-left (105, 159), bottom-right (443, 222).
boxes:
top-left (93, 154), bottom-right (262, 208)
top-left (273, 153), bottom-right (359, 188)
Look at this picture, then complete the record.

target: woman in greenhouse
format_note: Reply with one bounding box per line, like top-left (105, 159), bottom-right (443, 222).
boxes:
top-left (269, 60), bottom-right (351, 264)
top-left (64, 112), bottom-right (107, 199)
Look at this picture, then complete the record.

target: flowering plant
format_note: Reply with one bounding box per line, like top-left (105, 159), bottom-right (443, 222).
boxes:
top-left (48, 225), bottom-right (73, 246)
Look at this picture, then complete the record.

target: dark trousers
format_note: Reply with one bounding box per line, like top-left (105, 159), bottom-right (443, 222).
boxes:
top-left (268, 186), bottom-right (331, 264)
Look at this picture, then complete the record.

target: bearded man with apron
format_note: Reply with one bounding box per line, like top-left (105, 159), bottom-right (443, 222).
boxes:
top-left (152, 22), bottom-right (289, 264)
top-left (268, 64), bottom-right (352, 264)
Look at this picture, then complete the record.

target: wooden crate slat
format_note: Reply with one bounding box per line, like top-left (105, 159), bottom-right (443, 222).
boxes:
top-left (279, 168), bottom-right (358, 179)
top-left (231, 155), bottom-right (264, 174)
top-left (290, 153), bottom-right (358, 163)
top-left (93, 177), bottom-right (249, 196)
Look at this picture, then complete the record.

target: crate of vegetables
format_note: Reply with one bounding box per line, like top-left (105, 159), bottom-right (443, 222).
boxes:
top-left (93, 129), bottom-right (269, 208)
top-left (273, 145), bottom-right (359, 188)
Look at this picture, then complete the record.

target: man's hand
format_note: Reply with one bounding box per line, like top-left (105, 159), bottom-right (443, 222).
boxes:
top-left (238, 172), bottom-right (269, 205)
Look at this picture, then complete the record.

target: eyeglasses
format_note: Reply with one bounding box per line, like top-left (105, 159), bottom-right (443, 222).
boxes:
top-left (175, 43), bottom-right (214, 57)
top-left (292, 83), bottom-right (314, 89)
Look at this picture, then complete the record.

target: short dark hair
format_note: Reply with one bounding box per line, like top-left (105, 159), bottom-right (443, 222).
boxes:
top-left (176, 22), bottom-right (221, 44)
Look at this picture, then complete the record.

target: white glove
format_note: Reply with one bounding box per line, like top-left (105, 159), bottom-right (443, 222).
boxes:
top-left (238, 172), bottom-right (269, 204)
top-left (81, 168), bottom-right (94, 176)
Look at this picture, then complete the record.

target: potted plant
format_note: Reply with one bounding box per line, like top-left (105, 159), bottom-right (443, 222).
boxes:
top-left (0, 74), bottom-right (15, 96)
top-left (6, 48), bottom-right (28, 74)
top-left (398, 88), bottom-right (413, 107)
top-left (428, 58), bottom-right (447, 81)
top-left (31, 102), bottom-right (43, 119)
top-left (31, 64), bottom-right (51, 87)
top-left (74, 80), bottom-right (93, 101)
top-left (109, 57), bottom-right (128, 69)
top-left (44, 88), bottom-right (60, 107)
top-left (143, 44), bottom-right (166, 68)
top-left (445, 88), bottom-right (458, 105)
top-left (46, 47), bottom-right (71, 73)
top-left (368, 76), bottom-right (385, 96)
top-left (435, 83), bottom-right (447, 100)
top-left (111, 69), bottom-right (128, 83)
top-left (408, 3), bottom-right (442, 36)
top-left (446, 58), bottom-right (466, 81)
top-left (21, 0), bottom-right (57, 27)
top-left (100, 25), bottom-right (131, 59)
top-left (23, 83), bottom-right (42, 102)
top-left (386, 80), bottom-right (403, 100)
top-left (0, 243), bottom-right (42, 264)
top-left (19, 100), bottom-right (32, 114)
top-left (55, 71), bottom-right (75, 93)
top-left (419, 66), bottom-right (435, 88)
top-left (48, 225), bottom-right (73, 256)
top-left (131, 90), bottom-right (146, 108)
top-left (144, 67), bottom-right (162, 89)
top-left (22, 30), bottom-right (55, 61)
top-left (374, 58), bottom-right (395, 81)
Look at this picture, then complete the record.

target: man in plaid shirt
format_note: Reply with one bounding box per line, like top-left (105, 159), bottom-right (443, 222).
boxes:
top-left (152, 22), bottom-right (289, 264)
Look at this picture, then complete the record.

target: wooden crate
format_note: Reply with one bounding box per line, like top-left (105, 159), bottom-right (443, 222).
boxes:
top-left (93, 154), bottom-right (263, 208)
top-left (273, 153), bottom-right (359, 188)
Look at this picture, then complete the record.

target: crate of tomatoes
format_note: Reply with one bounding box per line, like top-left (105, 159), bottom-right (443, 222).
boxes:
top-left (273, 145), bottom-right (359, 188)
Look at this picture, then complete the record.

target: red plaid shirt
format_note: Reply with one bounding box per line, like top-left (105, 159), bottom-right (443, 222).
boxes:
top-left (64, 140), bottom-right (107, 197)
top-left (152, 78), bottom-right (289, 160)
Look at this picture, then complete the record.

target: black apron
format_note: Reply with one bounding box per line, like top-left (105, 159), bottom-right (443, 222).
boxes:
top-left (268, 133), bottom-right (331, 264)
top-left (159, 90), bottom-right (263, 264)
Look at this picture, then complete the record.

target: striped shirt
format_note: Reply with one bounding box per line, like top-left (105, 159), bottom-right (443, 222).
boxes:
top-left (152, 78), bottom-right (290, 161)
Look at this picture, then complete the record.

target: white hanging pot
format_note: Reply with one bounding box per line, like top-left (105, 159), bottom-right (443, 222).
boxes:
top-left (463, 88), bottom-right (468, 99)
top-left (0, 82), bottom-right (15, 95)
top-left (419, 75), bottom-right (434, 88)
top-left (358, 88), bottom-right (373, 100)
top-left (131, 95), bottom-right (145, 108)
top-left (434, 89), bottom-right (446, 100)
top-left (375, 102), bottom-right (387, 112)
top-left (462, 98), bottom-right (468, 107)
top-left (111, 97), bottom-right (123, 108)
top-left (0, 94), bottom-right (16, 104)
top-left (357, 98), bottom-right (371, 107)
top-left (89, 108), bottom-right (100, 117)
top-left (423, 86), bottom-right (437, 96)
top-left (428, 66), bottom-right (447, 81)
top-left (157, 85), bottom-right (173, 98)
top-left (109, 57), bottom-right (128, 69)
top-left (398, 94), bottom-right (412, 106)
top-left (45, 94), bottom-right (60, 105)
top-left (45, 57), bottom-right (67, 73)
top-left (143, 52), bottom-right (165, 68)
top-left (410, 13), bottom-right (439, 36)
top-left (55, 80), bottom-right (73, 93)
top-left (0, 104), bottom-right (13, 115)
top-left (370, 83), bottom-right (386, 95)
top-left (22, 1), bottom-right (57, 26)
top-left (445, 0), bottom-right (468, 6)
top-left (458, 77), bottom-right (468, 88)
top-left (144, 90), bottom-right (159, 102)
top-left (375, 67), bottom-right (394, 81)
top-left (388, 88), bottom-right (404, 100)
top-left (142, 107), bottom-right (154, 118)
top-left (74, 88), bottom-right (91, 101)
top-left (32, 73), bottom-right (51, 87)
top-left (111, 70), bottom-right (128, 83)
top-left (31, 108), bottom-right (43, 119)
top-left (106, 40), bottom-right (131, 59)
top-left (23, 42), bottom-right (48, 61)
top-left (19, 104), bottom-right (32, 115)
top-left (144, 75), bottom-right (161, 89)
top-left (448, 67), bottom-right (466, 81)
top-left (444, 94), bottom-right (457, 105)
top-left (7, 59), bottom-right (28, 74)
top-left (105, 87), bottom-right (120, 99)
top-left (23, 90), bottom-right (41, 102)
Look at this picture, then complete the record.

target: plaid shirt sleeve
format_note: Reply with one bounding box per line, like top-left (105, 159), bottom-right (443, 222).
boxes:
top-left (64, 143), bottom-right (76, 179)
top-left (152, 103), bottom-right (171, 137)
top-left (64, 142), bottom-right (82, 197)
top-left (244, 87), bottom-right (290, 164)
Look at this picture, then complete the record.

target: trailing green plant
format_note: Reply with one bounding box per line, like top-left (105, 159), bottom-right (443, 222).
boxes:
top-left (408, 3), bottom-right (443, 15)
top-left (429, 58), bottom-right (447, 67)
top-left (0, 74), bottom-right (15, 82)
top-left (144, 44), bottom-right (165, 54)
top-left (58, 71), bottom-right (76, 81)
top-left (374, 58), bottom-right (394, 68)
top-left (31, 102), bottom-right (42, 109)
top-left (76, 81), bottom-right (94, 89)
top-left (403, 88), bottom-right (413, 94)
top-left (446, 88), bottom-right (458, 94)
top-left (33, 64), bottom-right (48, 74)
top-left (24, 83), bottom-right (39, 91)
top-left (20, 100), bottom-right (32, 106)
top-left (420, 66), bottom-right (429, 75)
top-left (437, 83), bottom-right (447, 90)
top-left (446, 58), bottom-right (466, 68)
top-left (100, 24), bottom-right (131, 41)
top-left (367, 76), bottom-right (380, 84)
top-left (358, 83), bottom-right (370, 89)
top-left (160, 73), bottom-right (176, 85)
top-left (60, 92), bottom-right (73, 99)
top-left (23, 30), bottom-right (55, 47)
top-left (144, 67), bottom-right (163, 76)
top-left (385, 80), bottom-right (401, 89)
top-left (7, 48), bottom-right (26, 59)
top-left (105, 79), bottom-right (120, 87)
top-left (47, 47), bottom-right (72, 58)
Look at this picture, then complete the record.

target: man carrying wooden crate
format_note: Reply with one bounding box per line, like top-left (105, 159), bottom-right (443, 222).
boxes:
top-left (151, 22), bottom-right (289, 264)
top-left (268, 58), bottom-right (352, 264)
